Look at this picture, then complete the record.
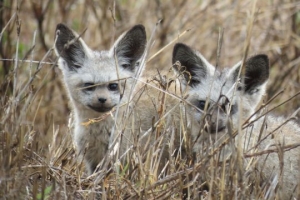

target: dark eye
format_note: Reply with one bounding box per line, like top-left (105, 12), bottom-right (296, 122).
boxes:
top-left (220, 97), bottom-right (230, 111)
top-left (108, 83), bottom-right (118, 91)
top-left (83, 82), bottom-right (95, 91)
top-left (221, 104), bottom-right (227, 112)
top-left (198, 100), bottom-right (206, 110)
top-left (122, 64), bottom-right (131, 69)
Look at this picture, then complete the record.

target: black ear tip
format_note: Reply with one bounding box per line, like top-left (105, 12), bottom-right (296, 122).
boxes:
top-left (256, 54), bottom-right (269, 61)
top-left (133, 24), bottom-right (145, 30)
top-left (56, 23), bottom-right (68, 32)
top-left (173, 43), bottom-right (191, 63)
top-left (251, 54), bottom-right (269, 70)
top-left (55, 23), bottom-right (73, 39)
top-left (131, 24), bottom-right (146, 36)
top-left (56, 23), bottom-right (65, 28)
top-left (253, 54), bottom-right (268, 61)
top-left (173, 43), bottom-right (191, 54)
top-left (174, 43), bottom-right (188, 50)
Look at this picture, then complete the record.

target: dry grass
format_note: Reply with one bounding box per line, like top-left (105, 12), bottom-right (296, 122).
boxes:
top-left (1, 0), bottom-right (300, 199)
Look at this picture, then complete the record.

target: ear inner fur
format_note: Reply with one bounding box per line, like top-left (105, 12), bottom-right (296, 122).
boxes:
top-left (172, 43), bottom-right (207, 87)
top-left (55, 23), bottom-right (85, 70)
top-left (114, 24), bottom-right (147, 71)
top-left (231, 54), bottom-right (269, 93)
top-left (243, 54), bottom-right (269, 92)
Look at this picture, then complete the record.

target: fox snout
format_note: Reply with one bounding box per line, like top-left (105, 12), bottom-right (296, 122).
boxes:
top-left (98, 97), bottom-right (107, 103)
top-left (88, 96), bottom-right (116, 112)
top-left (204, 104), bottom-right (228, 134)
top-left (86, 91), bottom-right (118, 113)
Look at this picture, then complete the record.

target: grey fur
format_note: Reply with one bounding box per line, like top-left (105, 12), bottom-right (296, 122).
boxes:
top-left (55, 23), bottom-right (146, 174)
top-left (172, 43), bottom-right (300, 199)
top-left (114, 42), bottom-right (300, 198)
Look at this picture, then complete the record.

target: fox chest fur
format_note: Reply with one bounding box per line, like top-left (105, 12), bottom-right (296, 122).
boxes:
top-left (71, 111), bottom-right (114, 173)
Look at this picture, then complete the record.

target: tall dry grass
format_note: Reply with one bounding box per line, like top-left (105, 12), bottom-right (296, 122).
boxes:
top-left (1, 0), bottom-right (300, 199)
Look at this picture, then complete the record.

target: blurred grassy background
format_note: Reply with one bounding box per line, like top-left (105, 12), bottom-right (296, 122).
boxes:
top-left (1, 0), bottom-right (300, 199)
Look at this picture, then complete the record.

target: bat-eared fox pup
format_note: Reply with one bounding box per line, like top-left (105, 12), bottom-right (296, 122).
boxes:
top-left (172, 43), bottom-right (269, 140)
top-left (54, 23), bottom-right (146, 174)
top-left (172, 43), bottom-right (300, 199)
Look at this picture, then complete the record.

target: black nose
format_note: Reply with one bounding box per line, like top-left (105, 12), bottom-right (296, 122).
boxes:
top-left (98, 98), bottom-right (107, 103)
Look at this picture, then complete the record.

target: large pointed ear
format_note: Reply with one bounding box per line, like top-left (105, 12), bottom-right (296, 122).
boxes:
top-left (112, 24), bottom-right (146, 71)
top-left (230, 54), bottom-right (269, 93)
top-left (172, 43), bottom-right (212, 87)
top-left (55, 23), bottom-right (88, 70)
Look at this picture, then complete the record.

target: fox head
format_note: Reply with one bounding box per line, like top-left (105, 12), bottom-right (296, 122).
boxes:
top-left (172, 43), bottom-right (269, 134)
top-left (54, 24), bottom-right (146, 116)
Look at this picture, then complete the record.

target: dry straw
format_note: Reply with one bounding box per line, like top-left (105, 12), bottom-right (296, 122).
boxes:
top-left (0, 0), bottom-right (300, 199)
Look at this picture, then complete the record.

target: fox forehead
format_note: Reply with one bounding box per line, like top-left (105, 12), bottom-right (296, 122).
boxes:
top-left (189, 68), bottom-right (237, 102)
top-left (70, 51), bottom-right (132, 84)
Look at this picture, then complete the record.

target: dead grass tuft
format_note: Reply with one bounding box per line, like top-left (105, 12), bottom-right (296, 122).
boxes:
top-left (1, 0), bottom-right (300, 199)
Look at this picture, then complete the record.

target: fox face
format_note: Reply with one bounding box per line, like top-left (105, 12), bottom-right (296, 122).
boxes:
top-left (55, 24), bottom-right (146, 116)
top-left (172, 43), bottom-right (269, 134)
